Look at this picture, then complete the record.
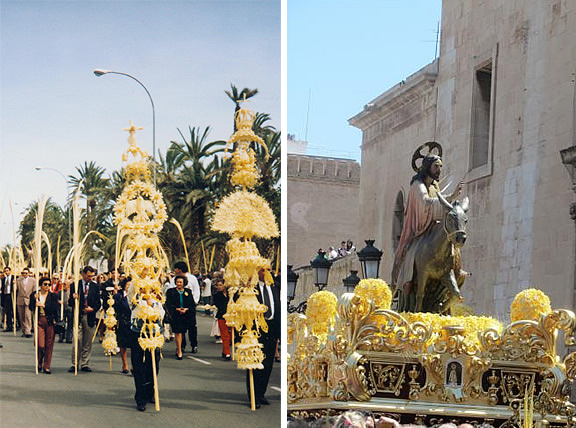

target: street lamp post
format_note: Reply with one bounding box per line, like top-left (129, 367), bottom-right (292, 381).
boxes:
top-left (287, 265), bottom-right (301, 313)
top-left (35, 167), bottom-right (72, 251)
top-left (310, 250), bottom-right (332, 291)
top-left (342, 270), bottom-right (361, 293)
top-left (94, 69), bottom-right (156, 186)
top-left (357, 239), bottom-right (383, 279)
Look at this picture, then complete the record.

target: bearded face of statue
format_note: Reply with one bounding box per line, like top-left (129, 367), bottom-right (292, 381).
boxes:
top-left (428, 159), bottom-right (442, 181)
top-left (421, 155), bottom-right (442, 182)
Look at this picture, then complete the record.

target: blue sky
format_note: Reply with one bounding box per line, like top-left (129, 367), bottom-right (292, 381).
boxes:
top-left (288, 0), bottom-right (442, 159)
top-left (0, 0), bottom-right (280, 246)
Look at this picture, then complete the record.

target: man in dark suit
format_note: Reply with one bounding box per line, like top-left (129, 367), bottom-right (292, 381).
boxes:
top-left (247, 268), bottom-right (281, 408)
top-left (68, 265), bottom-right (101, 372)
top-left (1, 267), bottom-right (15, 331)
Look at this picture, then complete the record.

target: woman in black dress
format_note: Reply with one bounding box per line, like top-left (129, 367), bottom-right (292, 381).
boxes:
top-left (29, 276), bottom-right (59, 374)
top-left (114, 277), bottom-right (132, 373)
top-left (165, 275), bottom-right (195, 359)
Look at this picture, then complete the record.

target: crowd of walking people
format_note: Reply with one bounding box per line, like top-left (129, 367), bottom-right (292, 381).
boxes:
top-left (0, 262), bottom-right (281, 411)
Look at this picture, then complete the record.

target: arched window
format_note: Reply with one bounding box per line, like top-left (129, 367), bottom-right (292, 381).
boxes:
top-left (392, 191), bottom-right (405, 253)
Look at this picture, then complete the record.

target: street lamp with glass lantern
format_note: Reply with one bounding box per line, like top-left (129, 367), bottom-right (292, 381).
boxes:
top-left (287, 265), bottom-right (299, 304)
top-left (357, 240), bottom-right (383, 279)
top-left (342, 270), bottom-right (361, 293)
top-left (310, 250), bottom-right (332, 290)
top-left (93, 68), bottom-right (157, 187)
top-left (287, 265), bottom-right (301, 313)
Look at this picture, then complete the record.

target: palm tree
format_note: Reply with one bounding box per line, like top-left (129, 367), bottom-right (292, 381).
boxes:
top-left (157, 127), bottom-right (227, 265)
top-left (68, 161), bottom-right (109, 232)
top-left (252, 112), bottom-right (276, 138)
top-left (68, 161), bottom-right (110, 262)
top-left (225, 84), bottom-right (259, 132)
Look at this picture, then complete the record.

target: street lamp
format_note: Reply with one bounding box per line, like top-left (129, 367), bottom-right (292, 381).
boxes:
top-left (357, 240), bottom-right (383, 279)
top-left (310, 250), bottom-right (332, 290)
top-left (342, 270), bottom-right (361, 293)
top-left (287, 265), bottom-right (302, 313)
top-left (94, 69), bottom-right (157, 186)
top-left (35, 167), bottom-right (72, 251)
top-left (287, 265), bottom-right (299, 304)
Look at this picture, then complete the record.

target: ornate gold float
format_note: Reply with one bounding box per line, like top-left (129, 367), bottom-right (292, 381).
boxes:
top-left (288, 283), bottom-right (576, 426)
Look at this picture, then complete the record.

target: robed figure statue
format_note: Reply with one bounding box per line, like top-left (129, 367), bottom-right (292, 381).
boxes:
top-left (391, 142), bottom-right (470, 313)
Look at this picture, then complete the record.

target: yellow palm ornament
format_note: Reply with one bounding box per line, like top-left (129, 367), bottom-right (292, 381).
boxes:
top-left (213, 103), bottom-right (279, 410)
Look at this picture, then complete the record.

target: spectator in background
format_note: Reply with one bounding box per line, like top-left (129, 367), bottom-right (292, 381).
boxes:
top-left (201, 273), bottom-right (212, 315)
top-left (50, 273), bottom-right (62, 294)
top-left (58, 279), bottom-right (73, 343)
top-left (114, 277), bottom-right (132, 373)
top-left (327, 246), bottom-right (338, 261)
top-left (212, 278), bottom-right (231, 360)
top-left (16, 268), bottom-right (35, 338)
top-left (171, 261), bottom-right (200, 353)
top-left (337, 241), bottom-right (349, 258)
top-left (346, 240), bottom-right (356, 253)
top-left (165, 275), bottom-right (195, 360)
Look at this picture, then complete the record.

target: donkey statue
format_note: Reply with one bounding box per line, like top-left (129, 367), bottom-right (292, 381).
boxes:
top-left (398, 192), bottom-right (470, 314)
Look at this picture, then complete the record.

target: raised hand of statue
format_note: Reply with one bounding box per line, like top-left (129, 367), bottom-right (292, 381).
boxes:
top-left (449, 180), bottom-right (465, 202)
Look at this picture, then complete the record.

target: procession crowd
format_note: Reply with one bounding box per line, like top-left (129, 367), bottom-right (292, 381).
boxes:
top-left (288, 412), bottom-right (497, 428)
top-left (0, 263), bottom-right (280, 412)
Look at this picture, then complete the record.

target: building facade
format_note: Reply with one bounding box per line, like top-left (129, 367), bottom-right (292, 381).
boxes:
top-left (349, 0), bottom-right (576, 321)
top-left (287, 153), bottom-right (361, 269)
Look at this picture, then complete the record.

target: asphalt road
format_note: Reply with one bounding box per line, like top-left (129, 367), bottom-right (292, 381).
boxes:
top-left (0, 314), bottom-right (281, 427)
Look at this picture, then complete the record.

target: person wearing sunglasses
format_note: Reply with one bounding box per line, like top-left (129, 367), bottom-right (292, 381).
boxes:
top-left (29, 277), bottom-right (59, 374)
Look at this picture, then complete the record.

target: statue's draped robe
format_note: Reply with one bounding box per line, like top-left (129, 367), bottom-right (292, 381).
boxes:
top-left (392, 179), bottom-right (443, 291)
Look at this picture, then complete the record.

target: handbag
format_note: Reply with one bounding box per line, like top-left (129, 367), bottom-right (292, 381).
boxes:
top-left (210, 318), bottom-right (221, 337)
top-left (53, 319), bottom-right (66, 335)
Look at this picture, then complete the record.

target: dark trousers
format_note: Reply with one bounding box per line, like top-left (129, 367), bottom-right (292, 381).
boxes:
top-left (130, 331), bottom-right (160, 405)
top-left (1, 295), bottom-right (14, 329)
top-left (181, 310), bottom-right (197, 350)
top-left (37, 316), bottom-right (55, 370)
top-left (246, 323), bottom-right (278, 401)
top-left (60, 307), bottom-right (73, 342)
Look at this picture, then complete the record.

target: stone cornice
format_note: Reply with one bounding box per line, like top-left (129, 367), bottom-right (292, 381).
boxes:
top-left (349, 60), bottom-right (438, 131)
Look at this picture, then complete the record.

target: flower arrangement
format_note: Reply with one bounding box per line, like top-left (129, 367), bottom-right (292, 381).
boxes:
top-left (510, 288), bottom-right (551, 322)
top-left (354, 278), bottom-right (393, 309)
top-left (306, 290), bottom-right (338, 338)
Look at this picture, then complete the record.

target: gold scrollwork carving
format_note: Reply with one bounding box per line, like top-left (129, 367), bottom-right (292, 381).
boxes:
top-left (501, 371), bottom-right (535, 403)
top-left (345, 351), bottom-right (373, 401)
top-left (369, 362), bottom-right (405, 395)
top-left (434, 325), bottom-right (478, 357)
top-left (355, 309), bottom-right (433, 354)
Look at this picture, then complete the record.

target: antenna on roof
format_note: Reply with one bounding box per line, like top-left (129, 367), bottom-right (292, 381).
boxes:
top-left (304, 89), bottom-right (312, 142)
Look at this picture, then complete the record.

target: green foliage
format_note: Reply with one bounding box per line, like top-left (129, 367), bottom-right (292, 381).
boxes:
top-left (5, 85), bottom-right (281, 274)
